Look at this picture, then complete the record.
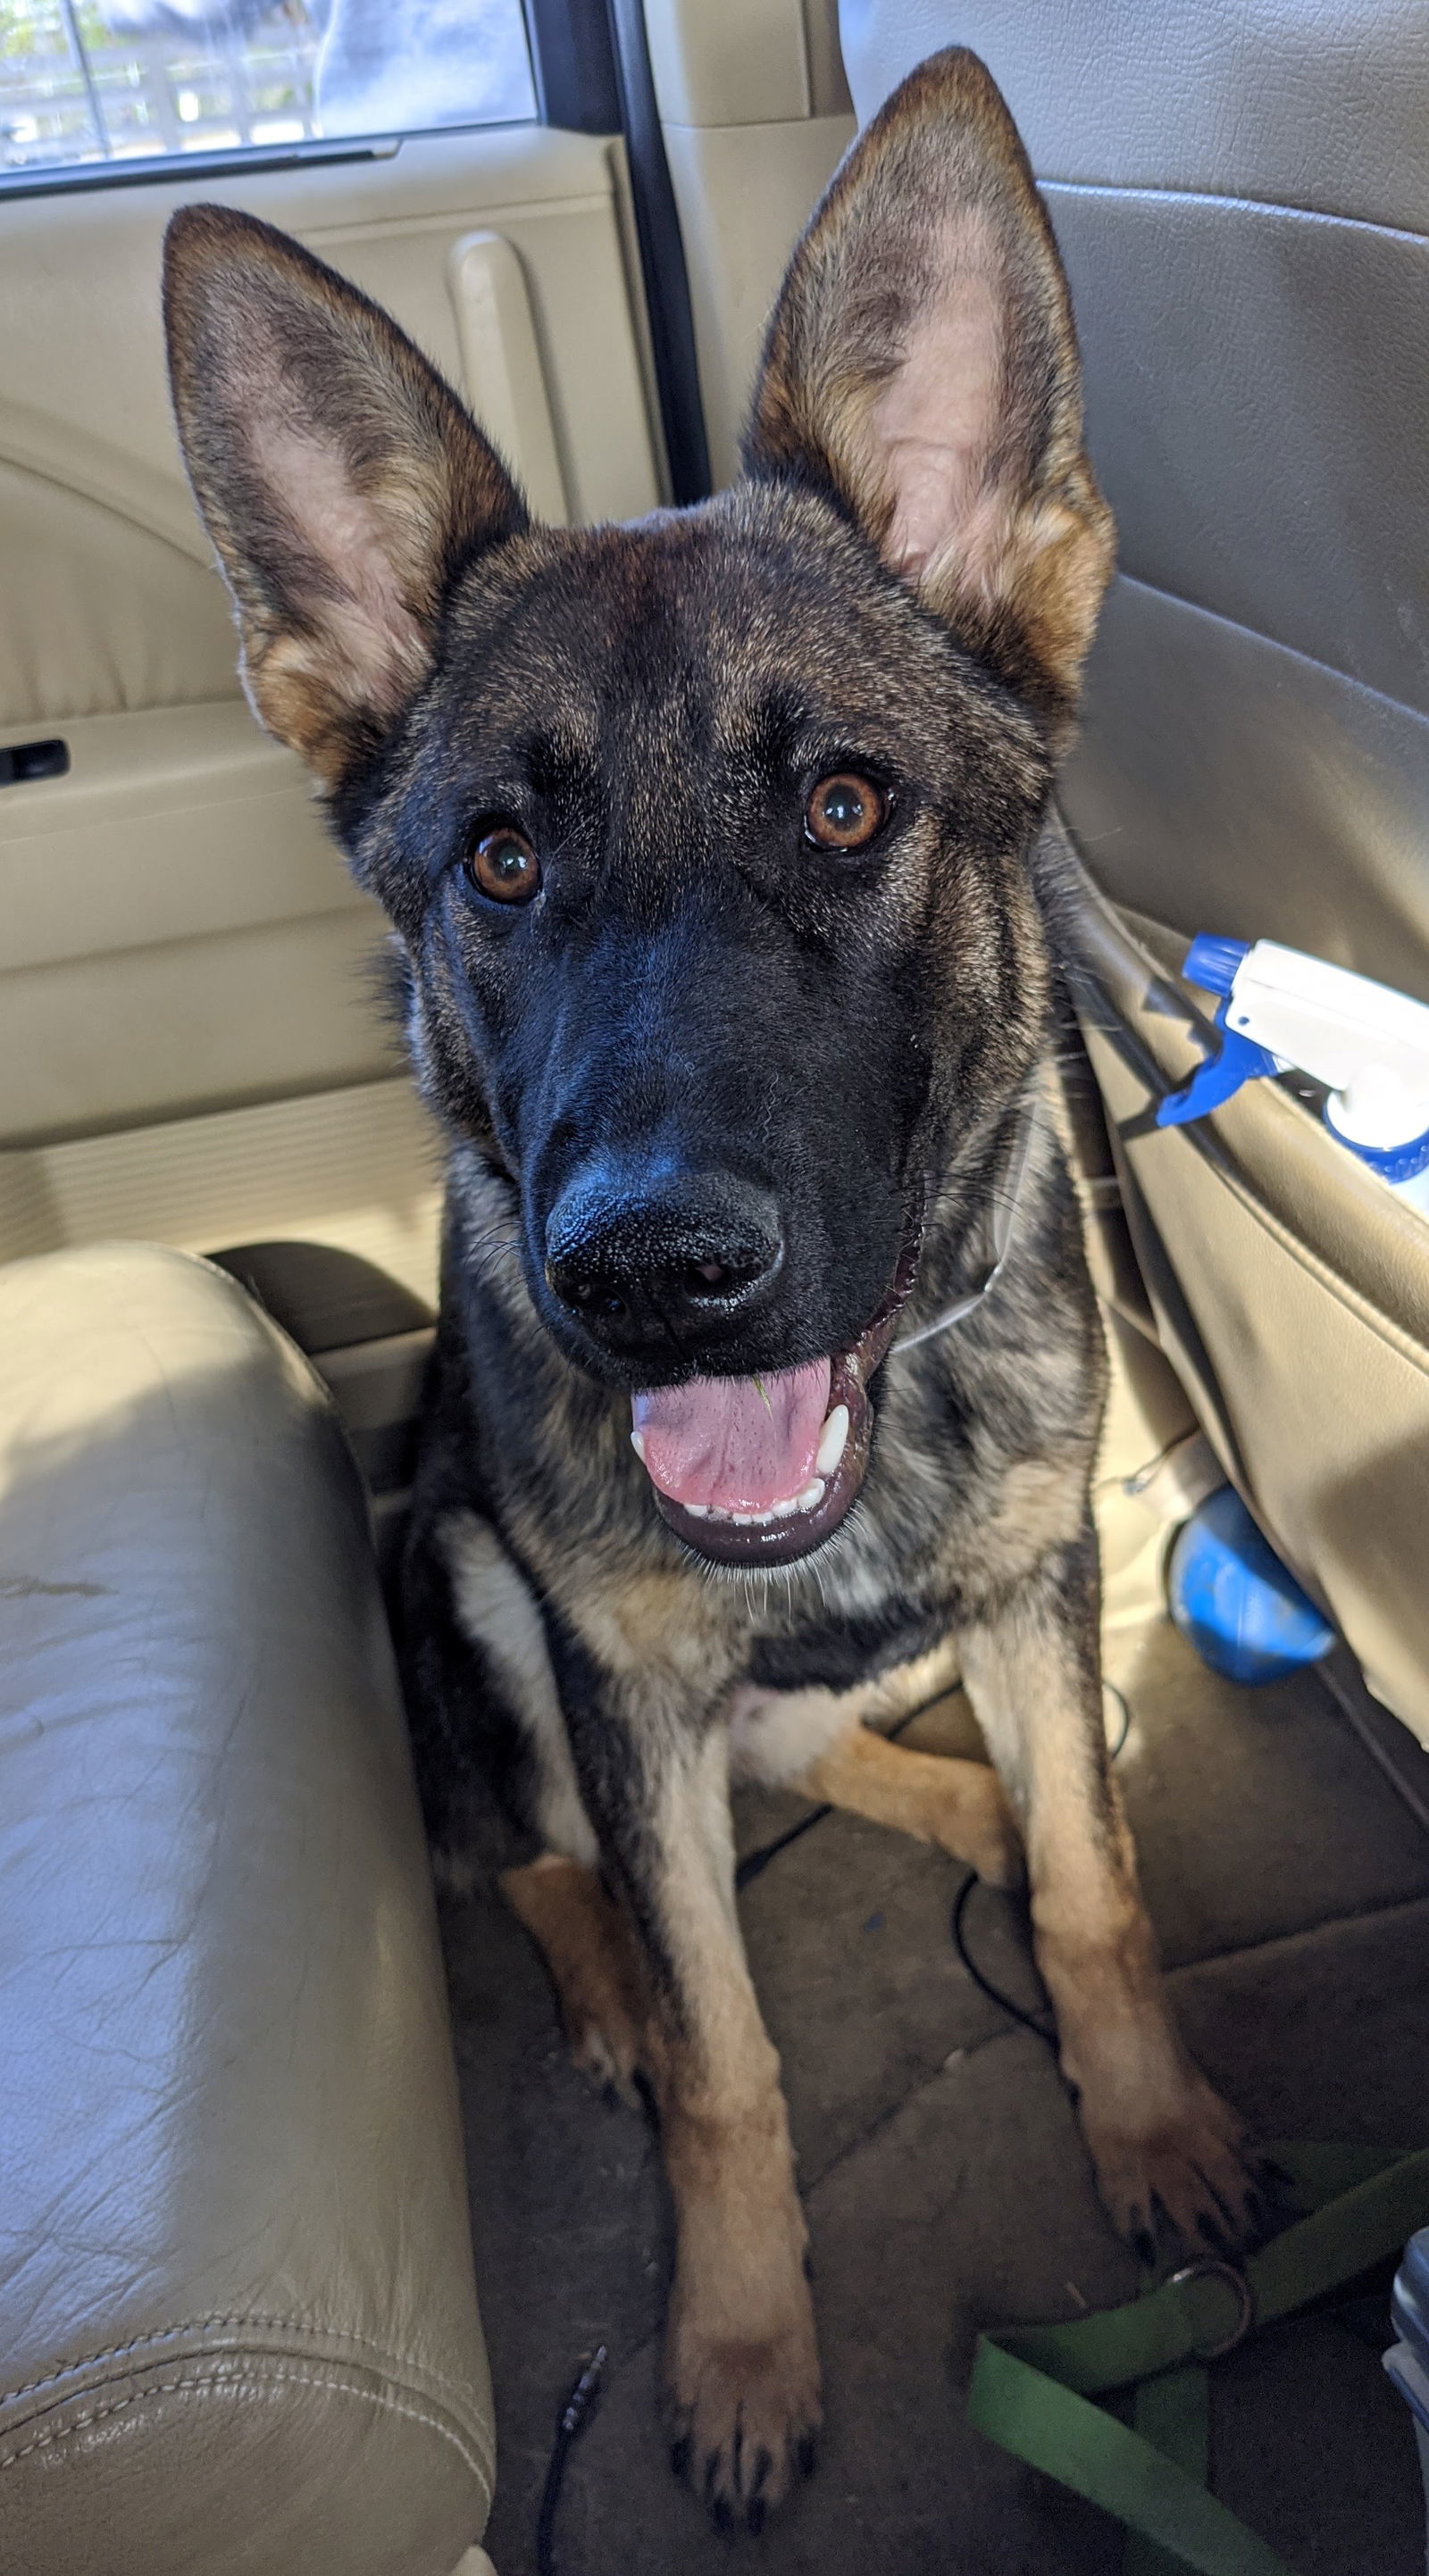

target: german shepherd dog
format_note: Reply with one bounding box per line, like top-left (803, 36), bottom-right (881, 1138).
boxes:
top-left (164, 51), bottom-right (1264, 2530)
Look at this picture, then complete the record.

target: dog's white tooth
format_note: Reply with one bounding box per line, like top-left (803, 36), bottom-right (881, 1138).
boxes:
top-left (796, 1478), bottom-right (825, 1512)
top-left (770, 1495), bottom-right (801, 1519)
top-left (683, 1501), bottom-right (709, 1519)
top-left (630, 1430), bottom-right (646, 1463)
top-left (731, 1512), bottom-right (756, 1526)
top-left (815, 1404), bottom-right (850, 1478)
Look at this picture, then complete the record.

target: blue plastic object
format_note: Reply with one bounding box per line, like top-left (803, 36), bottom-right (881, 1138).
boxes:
top-left (1388, 2230), bottom-right (1429, 2437)
top-left (1181, 933), bottom-right (1249, 997)
top-left (1156, 1000), bottom-right (1283, 1130)
top-left (1167, 1487), bottom-right (1336, 1685)
top-left (1324, 1105), bottom-right (1429, 1185)
top-left (1157, 931), bottom-right (1275, 1130)
top-left (1386, 2229), bottom-right (1429, 2568)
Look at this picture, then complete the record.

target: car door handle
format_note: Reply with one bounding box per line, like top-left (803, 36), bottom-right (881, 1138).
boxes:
top-left (0, 738), bottom-right (69, 786)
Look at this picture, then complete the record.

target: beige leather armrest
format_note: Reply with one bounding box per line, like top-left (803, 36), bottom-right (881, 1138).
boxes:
top-left (0, 1244), bottom-right (492, 2575)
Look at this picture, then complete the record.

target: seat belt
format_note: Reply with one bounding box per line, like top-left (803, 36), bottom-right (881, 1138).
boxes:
top-left (967, 2142), bottom-right (1429, 2576)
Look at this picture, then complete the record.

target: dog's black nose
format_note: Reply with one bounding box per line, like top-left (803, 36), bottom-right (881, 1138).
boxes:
top-left (544, 1162), bottom-right (784, 1348)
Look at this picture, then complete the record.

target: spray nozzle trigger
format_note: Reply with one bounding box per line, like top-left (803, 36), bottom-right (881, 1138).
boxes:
top-left (1157, 937), bottom-right (1277, 1129)
top-left (1156, 930), bottom-right (1429, 1184)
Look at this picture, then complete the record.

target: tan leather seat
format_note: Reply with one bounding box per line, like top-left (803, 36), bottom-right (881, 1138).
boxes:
top-left (843, 0), bottom-right (1429, 1743)
top-left (0, 1243), bottom-right (495, 2575)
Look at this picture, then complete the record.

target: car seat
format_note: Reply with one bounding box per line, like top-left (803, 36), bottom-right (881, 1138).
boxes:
top-left (0, 1242), bottom-right (496, 2576)
top-left (841, 0), bottom-right (1429, 1748)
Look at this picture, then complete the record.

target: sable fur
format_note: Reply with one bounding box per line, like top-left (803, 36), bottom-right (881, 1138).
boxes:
top-left (164, 50), bottom-right (1262, 2535)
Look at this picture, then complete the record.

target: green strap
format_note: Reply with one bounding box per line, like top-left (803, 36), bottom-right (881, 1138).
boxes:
top-left (970, 2340), bottom-right (1288, 2576)
top-left (1125, 2365), bottom-right (1210, 2576)
top-left (967, 2142), bottom-right (1429, 2576)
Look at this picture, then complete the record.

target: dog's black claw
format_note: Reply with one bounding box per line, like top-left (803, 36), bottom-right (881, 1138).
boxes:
top-left (747, 2497), bottom-right (766, 2536)
top-left (795, 2431), bottom-right (818, 2481)
top-left (1196, 2210), bottom-right (1233, 2257)
top-left (1258, 2156), bottom-right (1303, 2208)
top-left (670, 2434), bottom-right (692, 2483)
top-left (1132, 2227), bottom-right (1157, 2269)
top-left (711, 2494), bottom-right (735, 2535)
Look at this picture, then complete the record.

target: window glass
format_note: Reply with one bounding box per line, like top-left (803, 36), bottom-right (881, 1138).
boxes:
top-left (0, 0), bottom-right (537, 178)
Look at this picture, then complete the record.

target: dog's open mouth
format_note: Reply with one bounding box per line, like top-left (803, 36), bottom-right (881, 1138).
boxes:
top-left (631, 1238), bottom-right (920, 1567)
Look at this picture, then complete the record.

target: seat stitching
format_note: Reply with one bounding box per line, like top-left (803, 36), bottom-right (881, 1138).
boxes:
top-left (1106, 567), bottom-right (1429, 723)
top-left (1041, 179), bottom-right (1429, 259)
top-left (0, 2313), bottom-right (481, 2413)
top-left (0, 2360), bottom-right (495, 2497)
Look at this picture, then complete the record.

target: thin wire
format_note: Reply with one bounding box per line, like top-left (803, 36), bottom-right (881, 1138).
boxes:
top-left (736, 1681), bottom-right (1129, 1892)
top-left (536, 2345), bottom-right (607, 2576)
top-left (948, 1681), bottom-right (1131, 2043)
top-left (733, 1689), bottom-right (947, 1891)
top-left (735, 1804), bottom-right (830, 1890)
top-left (949, 1872), bottom-right (1057, 2045)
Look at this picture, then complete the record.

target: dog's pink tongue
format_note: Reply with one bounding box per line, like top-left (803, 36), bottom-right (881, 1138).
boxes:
top-left (632, 1358), bottom-right (832, 1513)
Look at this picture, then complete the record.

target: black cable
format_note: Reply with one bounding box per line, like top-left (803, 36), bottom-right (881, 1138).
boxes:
top-left (949, 1871), bottom-right (1057, 2046)
top-left (736, 1681), bottom-right (1129, 1895)
top-left (738, 1680), bottom-right (1132, 2024)
top-left (1104, 1677), bottom-right (1132, 1761)
top-left (735, 1803), bottom-right (831, 1889)
top-left (948, 1680), bottom-right (1131, 2044)
top-left (536, 2344), bottom-right (607, 2576)
top-left (733, 1691), bottom-right (948, 1890)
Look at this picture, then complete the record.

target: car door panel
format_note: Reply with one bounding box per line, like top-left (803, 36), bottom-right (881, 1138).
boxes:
top-left (0, 119), bottom-right (663, 1263)
top-left (644, 0), bottom-right (856, 484)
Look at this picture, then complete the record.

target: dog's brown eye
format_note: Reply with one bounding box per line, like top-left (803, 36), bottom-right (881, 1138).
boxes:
top-left (467, 822), bottom-right (540, 905)
top-left (804, 772), bottom-right (885, 852)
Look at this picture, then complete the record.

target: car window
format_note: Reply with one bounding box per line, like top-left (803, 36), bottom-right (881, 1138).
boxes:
top-left (0, 0), bottom-right (537, 178)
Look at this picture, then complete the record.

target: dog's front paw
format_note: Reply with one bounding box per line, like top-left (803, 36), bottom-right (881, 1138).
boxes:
top-left (664, 2296), bottom-right (822, 2532)
top-left (1079, 2063), bottom-right (1267, 2260)
top-left (566, 2002), bottom-right (646, 2111)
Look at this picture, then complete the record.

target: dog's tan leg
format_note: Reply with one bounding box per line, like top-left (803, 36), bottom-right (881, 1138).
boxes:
top-left (957, 1535), bottom-right (1262, 2255)
top-left (797, 1722), bottom-right (1023, 1886)
top-left (501, 1854), bottom-right (648, 2106)
top-left (575, 1713), bottom-right (819, 2529)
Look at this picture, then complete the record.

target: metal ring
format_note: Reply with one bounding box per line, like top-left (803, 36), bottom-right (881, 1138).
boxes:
top-left (1168, 2258), bottom-right (1257, 2360)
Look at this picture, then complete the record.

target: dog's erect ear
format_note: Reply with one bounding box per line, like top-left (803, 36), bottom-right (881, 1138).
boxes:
top-left (163, 204), bottom-right (526, 783)
top-left (744, 48), bottom-right (1113, 726)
